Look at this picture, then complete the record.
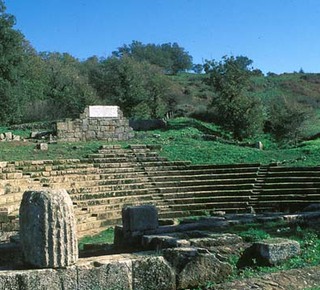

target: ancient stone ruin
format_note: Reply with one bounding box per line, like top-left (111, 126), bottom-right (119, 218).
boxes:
top-left (19, 189), bottom-right (78, 268)
top-left (55, 105), bottom-right (134, 142)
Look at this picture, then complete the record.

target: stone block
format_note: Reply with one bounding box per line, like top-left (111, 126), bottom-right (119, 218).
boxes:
top-left (36, 143), bottom-right (48, 151)
top-left (122, 205), bottom-right (159, 234)
top-left (163, 247), bottom-right (232, 289)
top-left (189, 233), bottom-right (243, 248)
top-left (142, 235), bottom-right (190, 250)
top-left (4, 132), bottom-right (12, 140)
top-left (0, 271), bottom-right (21, 289)
top-left (19, 189), bottom-right (78, 268)
top-left (132, 256), bottom-right (175, 290)
top-left (12, 135), bottom-right (21, 141)
top-left (77, 259), bottom-right (132, 290)
top-left (237, 238), bottom-right (301, 267)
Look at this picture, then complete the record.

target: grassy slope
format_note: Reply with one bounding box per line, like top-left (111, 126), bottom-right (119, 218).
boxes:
top-left (2, 72), bottom-right (320, 165)
top-left (1, 117), bottom-right (320, 167)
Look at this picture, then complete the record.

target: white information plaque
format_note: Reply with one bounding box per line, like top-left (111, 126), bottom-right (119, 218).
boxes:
top-left (89, 106), bottom-right (118, 118)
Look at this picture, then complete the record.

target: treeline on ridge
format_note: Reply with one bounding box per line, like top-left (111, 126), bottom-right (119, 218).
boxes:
top-left (0, 0), bottom-right (318, 143)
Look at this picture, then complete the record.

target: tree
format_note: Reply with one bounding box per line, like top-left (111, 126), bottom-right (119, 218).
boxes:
top-left (267, 96), bottom-right (312, 143)
top-left (0, 0), bottom-right (25, 124)
top-left (192, 64), bottom-right (203, 74)
top-left (112, 41), bottom-right (193, 74)
top-left (204, 55), bottom-right (264, 139)
top-left (37, 52), bottom-right (98, 120)
top-left (85, 55), bottom-right (180, 119)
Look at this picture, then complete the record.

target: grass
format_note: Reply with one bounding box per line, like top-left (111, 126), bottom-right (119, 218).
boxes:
top-left (226, 222), bottom-right (320, 281)
top-left (78, 219), bottom-right (320, 289)
top-left (1, 117), bottom-right (320, 167)
top-left (78, 227), bottom-right (114, 250)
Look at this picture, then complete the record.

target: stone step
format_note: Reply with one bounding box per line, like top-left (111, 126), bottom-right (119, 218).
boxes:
top-left (156, 189), bottom-right (253, 200)
top-left (262, 177), bottom-right (320, 183)
top-left (265, 171), bottom-right (320, 177)
top-left (261, 182), bottom-right (320, 189)
top-left (39, 172), bottom-right (149, 184)
top-left (66, 182), bottom-right (151, 195)
top-left (90, 151), bottom-right (160, 159)
top-left (152, 178), bottom-right (256, 187)
top-left (268, 166), bottom-right (320, 172)
top-left (18, 163), bottom-right (94, 174)
top-left (157, 201), bottom-right (250, 212)
top-left (41, 176), bottom-right (150, 189)
top-left (157, 183), bottom-right (254, 194)
top-left (253, 193), bottom-right (320, 200)
top-left (93, 162), bottom-right (141, 168)
top-left (0, 192), bottom-right (24, 206)
top-left (75, 193), bottom-right (157, 212)
top-left (255, 188), bottom-right (320, 195)
top-left (77, 218), bottom-right (120, 235)
top-left (146, 167), bottom-right (259, 176)
top-left (189, 163), bottom-right (262, 170)
top-left (161, 195), bottom-right (251, 205)
top-left (149, 172), bottom-right (258, 182)
top-left (71, 188), bottom-right (157, 205)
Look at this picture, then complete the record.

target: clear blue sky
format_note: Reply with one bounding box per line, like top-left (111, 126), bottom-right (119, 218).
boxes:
top-left (5, 0), bottom-right (320, 74)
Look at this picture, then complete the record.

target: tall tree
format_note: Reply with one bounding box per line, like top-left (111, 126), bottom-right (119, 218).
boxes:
top-left (86, 55), bottom-right (179, 119)
top-left (38, 52), bottom-right (98, 120)
top-left (112, 41), bottom-right (193, 74)
top-left (0, 0), bottom-right (25, 124)
top-left (205, 55), bottom-right (264, 139)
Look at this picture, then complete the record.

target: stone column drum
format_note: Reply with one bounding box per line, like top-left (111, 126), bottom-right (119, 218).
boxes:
top-left (19, 189), bottom-right (78, 268)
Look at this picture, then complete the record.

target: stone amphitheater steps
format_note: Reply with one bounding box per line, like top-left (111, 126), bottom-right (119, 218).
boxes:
top-left (145, 165), bottom-right (260, 176)
top-left (3, 144), bottom-right (320, 237)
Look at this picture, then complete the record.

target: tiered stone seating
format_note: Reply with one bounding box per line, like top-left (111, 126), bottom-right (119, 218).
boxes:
top-left (250, 166), bottom-right (320, 212)
top-left (1, 145), bottom-right (320, 237)
top-left (146, 163), bottom-right (261, 218)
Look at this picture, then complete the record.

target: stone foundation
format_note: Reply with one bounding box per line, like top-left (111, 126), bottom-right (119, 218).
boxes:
top-left (55, 106), bottom-right (134, 142)
top-left (0, 254), bottom-right (176, 290)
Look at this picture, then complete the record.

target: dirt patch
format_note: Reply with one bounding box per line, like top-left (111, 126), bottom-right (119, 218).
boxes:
top-left (212, 266), bottom-right (320, 290)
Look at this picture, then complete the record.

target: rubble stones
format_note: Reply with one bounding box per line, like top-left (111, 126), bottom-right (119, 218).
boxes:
top-left (0, 132), bottom-right (22, 142)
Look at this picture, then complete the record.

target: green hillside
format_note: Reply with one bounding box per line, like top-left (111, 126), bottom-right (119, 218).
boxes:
top-left (1, 117), bottom-right (320, 167)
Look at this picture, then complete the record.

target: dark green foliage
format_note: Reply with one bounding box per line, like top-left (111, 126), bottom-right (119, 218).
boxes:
top-left (85, 56), bottom-right (180, 119)
top-left (0, 0), bottom-right (25, 124)
top-left (204, 56), bottom-right (264, 139)
top-left (267, 95), bottom-right (313, 142)
top-left (112, 40), bottom-right (193, 74)
top-left (37, 52), bottom-right (98, 120)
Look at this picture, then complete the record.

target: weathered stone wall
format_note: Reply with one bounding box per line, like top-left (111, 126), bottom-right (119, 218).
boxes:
top-left (55, 106), bottom-right (134, 142)
top-left (0, 254), bottom-right (176, 290)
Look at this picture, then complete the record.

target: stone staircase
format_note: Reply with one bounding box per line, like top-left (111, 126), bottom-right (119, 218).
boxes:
top-left (250, 166), bottom-right (320, 212)
top-left (1, 145), bottom-right (320, 237)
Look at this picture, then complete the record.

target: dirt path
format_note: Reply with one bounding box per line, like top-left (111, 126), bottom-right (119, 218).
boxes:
top-left (212, 266), bottom-right (320, 290)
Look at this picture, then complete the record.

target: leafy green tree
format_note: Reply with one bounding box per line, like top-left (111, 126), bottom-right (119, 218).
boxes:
top-left (38, 52), bottom-right (98, 120)
top-left (204, 55), bottom-right (264, 139)
top-left (192, 64), bottom-right (203, 74)
top-left (0, 0), bottom-right (25, 124)
top-left (112, 41), bottom-right (193, 74)
top-left (86, 55), bottom-right (179, 119)
top-left (267, 96), bottom-right (312, 142)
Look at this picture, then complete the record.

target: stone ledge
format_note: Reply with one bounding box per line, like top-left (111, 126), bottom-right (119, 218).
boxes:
top-left (0, 253), bottom-right (175, 290)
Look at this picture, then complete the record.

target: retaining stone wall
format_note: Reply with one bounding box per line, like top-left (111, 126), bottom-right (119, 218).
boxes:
top-left (55, 106), bottom-right (134, 142)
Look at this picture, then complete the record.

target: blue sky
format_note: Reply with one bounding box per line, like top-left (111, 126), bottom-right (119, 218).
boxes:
top-left (5, 0), bottom-right (320, 74)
